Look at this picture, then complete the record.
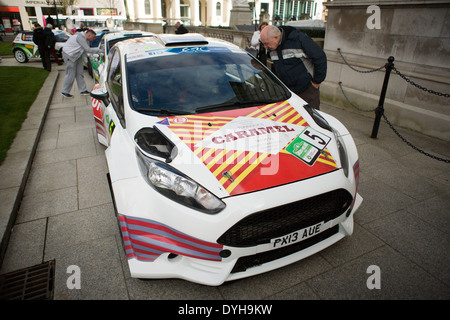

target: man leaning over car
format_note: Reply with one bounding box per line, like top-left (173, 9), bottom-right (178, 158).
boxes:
top-left (61, 29), bottom-right (99, 98)
top-left (260, 25), bottom-right (327, 110)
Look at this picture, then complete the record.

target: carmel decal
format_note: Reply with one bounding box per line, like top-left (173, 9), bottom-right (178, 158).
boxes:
top-left (195, 116), bottom-right (303, 155)
top-left (161, 101), bottom-right (338, 196)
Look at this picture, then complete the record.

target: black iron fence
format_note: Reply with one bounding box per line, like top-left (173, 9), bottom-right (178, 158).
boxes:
top-left (336, 48), bottom-right (450, 163)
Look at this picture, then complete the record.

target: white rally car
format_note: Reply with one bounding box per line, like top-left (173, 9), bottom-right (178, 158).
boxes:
top-left (87, 30), bottom-right (154, 82)
top-left (90, 34), bottom-right (362, 286)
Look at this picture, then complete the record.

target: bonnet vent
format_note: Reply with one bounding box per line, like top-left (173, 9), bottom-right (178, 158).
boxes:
top-left (156, 33), bottom-right (208, 47)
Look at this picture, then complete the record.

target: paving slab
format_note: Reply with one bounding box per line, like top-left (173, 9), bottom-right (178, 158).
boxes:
top-left (0, 68), bottom-right (59, 267)
top-left (306, 245), bottom-right (450, 299)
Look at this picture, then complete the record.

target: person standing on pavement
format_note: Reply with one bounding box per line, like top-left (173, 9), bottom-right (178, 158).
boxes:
top-left (260, 25), bottom-right (327, 110)
top-left (45, 15), bottom-right (55, 27)
top-left (33, 23), bottom-right (52, 71)
top-left (61, 29), bottom-right (99, 98)
top-left (174, 21), bottom-right (188, 34)
top-left (46, 24), bottom-right (62, 66)
top-left (250, 21), bottom-right (268, 65)
top-left (43, 24), bottom-right (58, 70)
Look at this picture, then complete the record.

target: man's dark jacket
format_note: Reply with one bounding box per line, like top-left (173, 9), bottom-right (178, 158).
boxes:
top-left (33, 27), bottom-right (55, 49)
top-left (269, 26), bottom-right (327, 94)
top-left (43, 27), bottom-right (55, 48)
top-left (33, 27), bottom-right (45, 47)
top-left (175, 24), bottom-right (189, 34)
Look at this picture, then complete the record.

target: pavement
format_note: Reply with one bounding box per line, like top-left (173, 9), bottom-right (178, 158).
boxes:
top-left (0, 56), bottom-right (449, 300)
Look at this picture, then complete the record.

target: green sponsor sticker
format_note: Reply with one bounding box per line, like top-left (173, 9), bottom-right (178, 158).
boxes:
top-left (285, 135), bottom-right (320, 166)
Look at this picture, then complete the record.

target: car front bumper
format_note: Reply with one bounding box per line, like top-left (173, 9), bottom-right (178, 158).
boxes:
top-left (109, 164), bottom-right (362, 286)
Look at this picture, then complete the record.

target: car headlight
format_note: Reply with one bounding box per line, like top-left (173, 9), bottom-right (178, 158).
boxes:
top-left (136, 148), bottom-right (226, 214)
top-left (332, 129), bottom-right (349, 178)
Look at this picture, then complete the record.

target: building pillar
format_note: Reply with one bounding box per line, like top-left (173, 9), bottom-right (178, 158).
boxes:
top-left (191, 0), bottom-right (200, 26)
top-left (229, 0), bottom-right (252, 27)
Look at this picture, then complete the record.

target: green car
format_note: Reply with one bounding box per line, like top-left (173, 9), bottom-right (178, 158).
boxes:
top-left (12, 30), bottom-right (70, 63)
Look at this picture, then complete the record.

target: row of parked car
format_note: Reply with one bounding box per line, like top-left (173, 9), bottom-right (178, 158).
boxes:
top-left (12, 28), bottom-right (362, 286)
top-left (11, 28), bottom-right (153, 82)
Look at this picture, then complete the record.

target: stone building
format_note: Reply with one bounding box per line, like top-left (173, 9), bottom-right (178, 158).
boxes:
top-left (322, 0), bottom-right (450, 141)
top-left (0, 0), bottom-right (127, 31)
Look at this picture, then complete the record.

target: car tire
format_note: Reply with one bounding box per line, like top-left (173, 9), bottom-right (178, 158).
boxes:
top-left (14, 49), bottom-right (28, 63)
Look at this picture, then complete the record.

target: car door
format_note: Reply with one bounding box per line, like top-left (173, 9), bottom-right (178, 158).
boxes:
top-left (22, 32), bottom-right (39, 57)
top-left (92, 38), bottom-right (107, 82)
top-left (104, 47), bottom-right (126, 144)
top-left (91, 47), bottom-right (124, 147)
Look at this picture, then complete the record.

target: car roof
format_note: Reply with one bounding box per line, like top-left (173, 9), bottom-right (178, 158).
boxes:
top-left (103, 30), bottom-right (154, 42)
top-left (115, 33), bottom-right (243, 58)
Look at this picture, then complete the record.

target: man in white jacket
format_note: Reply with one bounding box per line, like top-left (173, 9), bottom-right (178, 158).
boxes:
top-left (61, 29), bottom-right (99, 98)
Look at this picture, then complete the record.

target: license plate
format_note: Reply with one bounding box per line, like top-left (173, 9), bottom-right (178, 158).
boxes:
top-left (271, 221), bottom-right (324, 248)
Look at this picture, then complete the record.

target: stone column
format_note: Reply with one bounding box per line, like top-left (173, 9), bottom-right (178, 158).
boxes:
top-left (229, 0), bottom-right (252, 27)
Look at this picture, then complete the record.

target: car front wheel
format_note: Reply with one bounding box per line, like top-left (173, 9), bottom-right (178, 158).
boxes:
top-left (14, 49), bottom-right (28, 63)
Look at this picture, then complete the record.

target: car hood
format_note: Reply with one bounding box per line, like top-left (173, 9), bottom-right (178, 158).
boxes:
top-left (149, 100), bottom-right (339, 197)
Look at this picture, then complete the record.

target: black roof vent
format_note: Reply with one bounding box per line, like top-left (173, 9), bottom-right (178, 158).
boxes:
top-left (157, 33), bottom-right (208, 47)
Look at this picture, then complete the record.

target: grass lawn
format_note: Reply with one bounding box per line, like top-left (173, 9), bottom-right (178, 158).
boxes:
top-left (0, 42), bottom-right (12, 56)
top-left (0, 66), bottom-right (49, 165)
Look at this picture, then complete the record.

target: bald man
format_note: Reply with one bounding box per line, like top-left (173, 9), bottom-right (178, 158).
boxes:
top-left (260, 25), bottom-right (327, 110)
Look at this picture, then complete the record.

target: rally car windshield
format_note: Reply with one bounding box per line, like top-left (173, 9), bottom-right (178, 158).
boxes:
top-left (126, 51), bottom-right (291, 115)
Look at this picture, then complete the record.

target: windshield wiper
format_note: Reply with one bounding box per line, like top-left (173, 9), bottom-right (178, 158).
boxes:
top-left (196, 99), bottom-right (280, 113)
top-left (135, 107), bottom-right (193, 116)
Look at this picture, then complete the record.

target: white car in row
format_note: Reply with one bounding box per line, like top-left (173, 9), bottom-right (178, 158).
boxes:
top-left (12, 30), bottom-right (69, 63)
top-left (87, 30), bottom-right (154, 82)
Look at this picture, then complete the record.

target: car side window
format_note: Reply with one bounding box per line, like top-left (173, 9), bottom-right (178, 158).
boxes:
top-left (23, 32), bottom-right (34, 42)
top-left (99, 39), bottom-right (106, 62)
top-left (106, 48), bottom-right (125, 127)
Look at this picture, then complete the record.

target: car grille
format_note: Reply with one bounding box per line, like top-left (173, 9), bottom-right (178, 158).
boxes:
top-left (217, 189), bottom-right (352, 247)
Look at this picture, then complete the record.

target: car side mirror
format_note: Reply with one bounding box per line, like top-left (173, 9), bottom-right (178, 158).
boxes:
top-left (90, 88), bottom-right (110, 106)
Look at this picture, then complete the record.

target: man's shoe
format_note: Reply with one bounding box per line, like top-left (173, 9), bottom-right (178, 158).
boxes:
top-left (61, 92), bottom-right (73, 98)
top-left (80, 91), bottom-right (90, 95)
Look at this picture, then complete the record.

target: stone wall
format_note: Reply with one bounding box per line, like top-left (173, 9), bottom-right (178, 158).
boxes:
top-left (124, 22), bottom-right (254, 49)
top-left (322, 0), bottom-right (450, 141)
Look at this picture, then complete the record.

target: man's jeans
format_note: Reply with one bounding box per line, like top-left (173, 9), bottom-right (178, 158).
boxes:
top-left (297, 83), bottom-right (320, 110)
